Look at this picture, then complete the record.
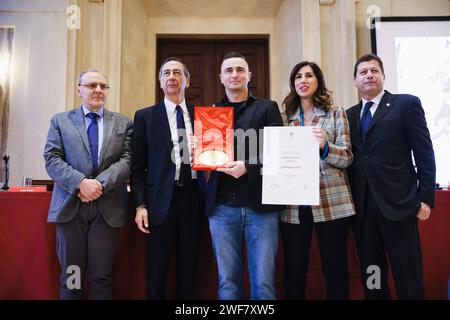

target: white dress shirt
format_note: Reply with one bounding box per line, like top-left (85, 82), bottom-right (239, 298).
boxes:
top-left (164, 97), bottom-right (197, 180)
top-left (360, 90), bottom-right (385, 119)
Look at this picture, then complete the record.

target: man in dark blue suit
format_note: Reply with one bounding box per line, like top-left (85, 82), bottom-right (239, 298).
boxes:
top-left (346, 53), bottom-right (436, 299)
top-left (131, 57), bottom-right (201, 299)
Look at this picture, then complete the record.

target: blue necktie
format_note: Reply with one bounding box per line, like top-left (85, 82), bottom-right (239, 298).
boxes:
top-left (176, 105), bottom-right (191, 185)
top-left (87, 112), bottom-right (99, 176)
top-left (360, 101), bottom-right (374, 138)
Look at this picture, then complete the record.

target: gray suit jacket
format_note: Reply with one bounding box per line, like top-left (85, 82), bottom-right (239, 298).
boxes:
top-left (43, 107), bottom-right (133, 228)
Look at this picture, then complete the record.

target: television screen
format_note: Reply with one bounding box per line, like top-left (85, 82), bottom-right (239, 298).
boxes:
top-left (372, 17), bottom-right (450, 188)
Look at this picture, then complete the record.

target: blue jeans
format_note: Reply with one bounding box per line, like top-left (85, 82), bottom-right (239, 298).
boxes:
top-left (208, 204), bottom-right (279, 300)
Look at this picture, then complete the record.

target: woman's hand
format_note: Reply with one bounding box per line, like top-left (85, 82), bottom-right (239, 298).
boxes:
top-left (312, 127), bottom-right (327, 150)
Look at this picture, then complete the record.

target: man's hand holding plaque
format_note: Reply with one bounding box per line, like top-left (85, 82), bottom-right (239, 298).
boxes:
top-left (192, 107), bottom-right (234, 170)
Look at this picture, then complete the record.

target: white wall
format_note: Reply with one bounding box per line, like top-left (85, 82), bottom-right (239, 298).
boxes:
top-left (0, 0), bottom-right (68, 185)
top-left (121, 0), bottom-right (153, 121)
top-left (273, 0), bottom-right (302, 110)
top-left (356, 0), bottom-right (450, 57)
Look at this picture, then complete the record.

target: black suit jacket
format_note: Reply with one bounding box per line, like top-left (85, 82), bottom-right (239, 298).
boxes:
top-left (346, 90), bottom-right (436, 223)
top-left (131, 101), bottom-right (198, 226)
top-left (203, 93), bottom-right (285, 216)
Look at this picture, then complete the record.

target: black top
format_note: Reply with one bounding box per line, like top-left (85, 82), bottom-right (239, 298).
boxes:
top-left (203, 92), bottom-right (285, 216)
top-left (216, 100), bottom-right (250, 207)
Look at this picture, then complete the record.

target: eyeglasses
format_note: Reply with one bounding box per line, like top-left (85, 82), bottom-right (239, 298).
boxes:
top-left (79, 83), bottom-right (110, 90)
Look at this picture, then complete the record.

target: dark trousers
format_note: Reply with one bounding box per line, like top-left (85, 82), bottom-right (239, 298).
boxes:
top-left (56, 202), bottom-right (117, 300)
top-left (354, 187), bottom-right (425, 300)
top-left (281, 206), bottom-right (351, 300)
top-left (146, 182), bottom-right (201, 300)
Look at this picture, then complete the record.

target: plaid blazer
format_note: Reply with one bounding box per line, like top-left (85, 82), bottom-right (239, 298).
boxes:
top-left (280, 106), bottom-right (356, 224)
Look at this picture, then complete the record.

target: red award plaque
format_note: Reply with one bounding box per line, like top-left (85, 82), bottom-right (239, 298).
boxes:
top-left (193, 106), bottom-right (234, 170)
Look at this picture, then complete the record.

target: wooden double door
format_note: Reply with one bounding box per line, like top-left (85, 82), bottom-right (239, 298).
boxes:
top-left (156, 36), bottom-right (270, 106)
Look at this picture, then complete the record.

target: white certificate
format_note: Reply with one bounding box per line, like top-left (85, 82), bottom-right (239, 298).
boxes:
top-left (262, 126), bottom-right (319, 205)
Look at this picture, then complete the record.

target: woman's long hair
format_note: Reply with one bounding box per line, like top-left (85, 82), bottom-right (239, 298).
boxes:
top-left (282, 61), bottom-right (333, 118)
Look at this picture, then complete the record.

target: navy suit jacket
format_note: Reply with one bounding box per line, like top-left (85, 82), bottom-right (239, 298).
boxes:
top-left (131, 101), bottom-right (198, 226)
top-left (202, 93), bottom-right (285, 217)
top-left (346, 90), bottom-right (436, 223)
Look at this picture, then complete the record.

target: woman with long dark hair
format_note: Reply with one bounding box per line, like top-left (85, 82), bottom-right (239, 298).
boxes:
top-left (280, 61), bottom-right (355, 299)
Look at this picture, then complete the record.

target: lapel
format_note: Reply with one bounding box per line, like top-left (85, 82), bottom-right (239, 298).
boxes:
top-left (354, 101), bottom-right (363, 135)
top-left (98, 108), bottom-right (115, 166)
top-left (233, 93), bottom-right (258, 130)
top-left (312, 106), bottom-right (326, 128)
top-left (349, 101), bottom-right (364, 145)
top-left (366, 90), bottom-right (394, 135)
top-left (288, 107), bottom-right (325, 127)
top-left (187, 103), bottom-right (195, 131)
top-left (156, 102), bottom-right (173, 152)
top-left (70, 106), bottom-right (91, 157)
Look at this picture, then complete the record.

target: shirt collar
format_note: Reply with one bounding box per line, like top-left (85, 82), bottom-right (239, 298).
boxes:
top-left (221, 91), bottom-right (256, 105)
top-left (164, 97), bottom-right (187, 113)
top-left (362, 90), bottom-right (385, 107)
top-left (82, 105), bottom-right (104, 118)
top-left (288, 106), bottom-right (325, 120)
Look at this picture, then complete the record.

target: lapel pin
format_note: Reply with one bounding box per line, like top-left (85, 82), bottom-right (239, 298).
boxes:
top-left (386, 103), bottom-right (391, 107)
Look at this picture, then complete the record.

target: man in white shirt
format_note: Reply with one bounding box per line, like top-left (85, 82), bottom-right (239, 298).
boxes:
top-left (131, 57), bottom-right (201, 299)
top-left (346, 53), bottom-right (436, 299)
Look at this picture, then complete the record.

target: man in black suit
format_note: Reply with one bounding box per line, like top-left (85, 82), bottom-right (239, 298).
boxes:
top-left (131, 57), bottom-right (201, 299)
top-left (346, 53), bottom-right (436, 299)
top-left (204, 52), bottom-right (284, 299)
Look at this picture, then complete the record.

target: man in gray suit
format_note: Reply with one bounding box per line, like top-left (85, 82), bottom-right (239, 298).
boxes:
top-left (43, 68), bottom-right (132, 299)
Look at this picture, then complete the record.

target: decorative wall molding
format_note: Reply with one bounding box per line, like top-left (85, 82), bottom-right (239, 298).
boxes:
top-left (300, 0), bottom-right (321, 64)
top-left (66, 0), bottom-right (122, 112)
top-left (319, 0), bottom-right (335, 6)
top-left (102, 0), bottom-right (122, 112)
